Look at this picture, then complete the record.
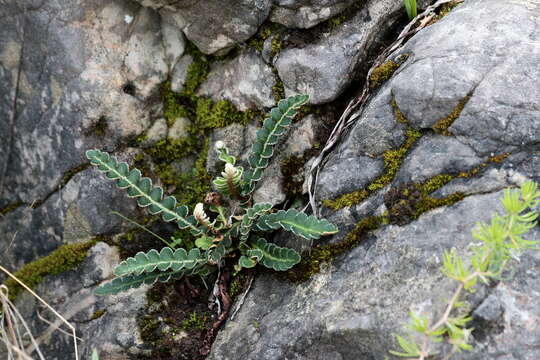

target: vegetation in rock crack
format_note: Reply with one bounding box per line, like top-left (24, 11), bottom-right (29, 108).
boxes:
top-left (403, 0), bottom-right (417, 20)
top-left (85, 94), bottom-right (338, 296)
top-left (390, 181), bottom-right (540, 359)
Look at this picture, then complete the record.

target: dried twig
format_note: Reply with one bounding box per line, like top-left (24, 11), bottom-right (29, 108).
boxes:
top-left (0, 265), bottom-right (80, 360)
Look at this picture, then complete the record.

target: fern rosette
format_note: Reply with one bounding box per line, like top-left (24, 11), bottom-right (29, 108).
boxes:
top-left (86, 94), bottom-right (339, 296)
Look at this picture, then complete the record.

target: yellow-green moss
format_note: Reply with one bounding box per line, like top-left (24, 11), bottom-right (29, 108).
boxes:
top-left (282, 216), bottom-right (385, 283)
top-left (181, 311), bottom-right (208, 331)
top-left (391, 99), bottom-right (409, 124)
top-left (323, 125), bottom-right (422, 210)
top-left (0, 201), bottom-right (24, 216)
top-left (418, 174), bottom-right (454, 194)
top-left (3, 240), bottom-right (97, 301)
top-left (270, 34), bottom-right (283, 57)
top-left (90, 309), bottom-right (107, 320)
top-left (432, 96), bottom-right (471, 136)
top-left (195, 98), bottom-right (257, 129)
top-left (370, 60), bottom-right (401, 89)
top-left (429, 1), bottom-right (461, 25)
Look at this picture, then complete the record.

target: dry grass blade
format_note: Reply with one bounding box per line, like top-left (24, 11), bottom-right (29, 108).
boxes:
top-left (1, 285), bottom-right (43, 360)
top-left (0, 265), bottom-right (79, 360)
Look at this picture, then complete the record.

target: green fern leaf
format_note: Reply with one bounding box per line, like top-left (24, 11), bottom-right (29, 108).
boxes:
top-left (250, 237), bottom-right (300, 271)
top-left (239, 202), bottom-right (273, 241)
top-left (86, 149), bottom-right (199, 232)
top-left (255, 208), bottom-right (338, 240)
top-left (113, 247), bottom-right (206, 277)
top-left (95, 269), bottom-right (184, 296)
top-left (243, 94), bottom-right (309, 195)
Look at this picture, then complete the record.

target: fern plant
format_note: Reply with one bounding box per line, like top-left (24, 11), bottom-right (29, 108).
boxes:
top-left (390, 181), bottom-right (540, 359)
top-left (86, 94), bottom-right (338, 296)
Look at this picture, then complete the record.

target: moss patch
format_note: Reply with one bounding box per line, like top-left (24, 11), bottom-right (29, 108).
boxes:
top-left (432, 95), bottom-right (471, 136)
top-left (90, 309), bottom-right (107, 320)
top-left (0, 201), bottom-right (24, 217)
top-left (323, 117), bottom-right (422, 210)
top-left (428, 1), bottom-right (461, 25)
top-left (3, 240), bottom-right (97, 301)
top-left (369, 56), bottom-right (409, 89)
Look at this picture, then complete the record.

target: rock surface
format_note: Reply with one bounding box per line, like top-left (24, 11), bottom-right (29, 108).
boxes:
top-left (136, 0), bottom-right (273, 55)
top-left (275, 0), bottom-right (403, 104)
top-left (15, 242), bottom-right (149, 360)
top-left (198, 50), bottom-right (277, 111)
top-left (210, 1), bottom-right (540, 359)
top-left (270, 0), bottom-right (356, 29)
top-left (209, 189), bottom-right (540, 360)
top-left (2, 0), bottom-right (540, 359)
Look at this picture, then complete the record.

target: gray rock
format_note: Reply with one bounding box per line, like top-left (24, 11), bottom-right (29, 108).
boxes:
top-left (329, 87), bottom-right (407, 163)
top-left (254, 115), bottom-right (321, 205)
top-left (167, 117), bottom-right (191, 140)
top-left (275, 0), bottom-right (403, 104)
top-left (0, 0), bottom-right (179, 208)
top-left (396, 134), bottom-right (484, 185)
top-left (198, 50), bottom-right (277, 111)
top-left (317, 155), bottom-right (384, 200)
top-left (210, 1), bottom-right (540, 359)
top-left (170, 55), bottom-right (193, 93)
top-left (391, 0), bottom-right (540, 156)
top-left (15, 242), bottom-right (150, 360)
top-left (141, 118), bottom-right (168, 146)
top-left (0, 163), bottom-right (141, 272)
top-left (270, 0), bottom-right (356, 29)
top-left (210, 191), bottom-right (540, 359)
top-left (150, 0), bottom-right (272, 55)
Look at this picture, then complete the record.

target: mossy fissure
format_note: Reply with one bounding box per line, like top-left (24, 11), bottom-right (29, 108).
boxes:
top-left (3, 240), bottom-right (97, 301)
top-left (323, 100), bottom-right (422, 210)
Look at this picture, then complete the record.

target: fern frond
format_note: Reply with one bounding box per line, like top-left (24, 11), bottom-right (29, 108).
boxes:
top-left (86, 149), bottom-right (199, 232)
top-left (255, 208), bottom-right (338, 240)
top-left (250, 237), bottom-right (300, 271)
top-left (243, 94), bottom-right (309, 195)
top-left (213, 163), bottom-right (244, 198)
top-left (239, 203), bottom-right (273, 241)
top-left (113, 247), bottom-right (206, 277)
top-left (95, 269), bottom-right (184, 296)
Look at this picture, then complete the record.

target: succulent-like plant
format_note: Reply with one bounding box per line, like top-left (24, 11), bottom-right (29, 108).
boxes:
top-left (390, 181), bottom-right (540, 359)
top-left (86, 94), bottom-right (338, 296)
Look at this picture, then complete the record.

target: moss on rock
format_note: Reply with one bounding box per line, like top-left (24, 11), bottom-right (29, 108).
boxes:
top-left (3, 240), bottom-right (97, 301)
top-left (432, 95), bottom-right (471, 136)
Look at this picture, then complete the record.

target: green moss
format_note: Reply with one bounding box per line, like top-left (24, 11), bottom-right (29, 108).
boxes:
top-left (180, 42), bottom-right (210, 100)
top-left (370, 61), bottom-right (400, 89)
top-left (181, 311), bottom-right (208, 331)
top-left (432, 96), bottom-right (471, 136)
top-left (90, 309), bottom-right (107, 320)
top-left (3, 240), bottom-right (97, 301)
top-left (429, 1), bottom-right (461, 25)
top-left (323, 123), bottom-right (422, 210)
top-left (0, 201), bottom-right (24, 216)
top-left (282, 216), bottom-right (385, 283)
top-left (270, 34), bottom-right (283, 57)
top-left (195, 98), bottom-right (258, 129)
